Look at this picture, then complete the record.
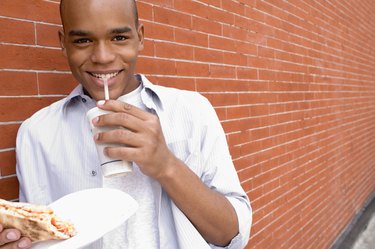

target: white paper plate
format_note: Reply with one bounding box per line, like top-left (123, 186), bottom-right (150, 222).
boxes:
top-left (31, 188), bottom-right (138, 249)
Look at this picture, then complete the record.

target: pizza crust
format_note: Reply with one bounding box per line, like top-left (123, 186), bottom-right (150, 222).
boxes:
top-left (0, 199), bottom-right (75, 242)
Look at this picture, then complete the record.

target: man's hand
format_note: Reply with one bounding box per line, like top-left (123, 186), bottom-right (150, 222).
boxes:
top-left (92, 100), bottom-right (239, 246)
top-left (92, 100), bottom-right (176, 180)
top-left (0, 225), bottom-right (31, 249)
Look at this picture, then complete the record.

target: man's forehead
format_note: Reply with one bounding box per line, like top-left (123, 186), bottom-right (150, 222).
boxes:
top-left (60, 0), bottom-right (137, 26)
top-left (61, 0), bottom-right (132, 10)
top-left (64, 0), bottom-right (111, 10)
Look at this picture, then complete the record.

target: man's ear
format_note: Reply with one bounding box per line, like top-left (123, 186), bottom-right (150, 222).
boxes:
top-left (58, 29), bottom-right (67, 56)
top-left (137, 23), bottom-right (144, 51)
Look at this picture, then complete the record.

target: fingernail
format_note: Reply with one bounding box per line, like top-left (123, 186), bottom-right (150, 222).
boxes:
top-left (94, 134), bottom-right (99, 141)
top-left (97, 100), bottom-right (105, 106)
top-left (18, 240), bottom-right (30, 248)
top-left (92, 117), bottom-right (99, 124)
top-left (6, 231), bottom-right (18, 240)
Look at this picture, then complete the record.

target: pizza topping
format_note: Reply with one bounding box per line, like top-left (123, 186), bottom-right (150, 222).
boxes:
top-left (51, 216), bottom-right (76, 236)
top-left (0, 199), bottom-right (76, 240)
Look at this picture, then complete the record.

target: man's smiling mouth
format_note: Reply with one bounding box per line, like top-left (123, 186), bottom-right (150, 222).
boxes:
top-left (89, 71), bottom-right (122, 80)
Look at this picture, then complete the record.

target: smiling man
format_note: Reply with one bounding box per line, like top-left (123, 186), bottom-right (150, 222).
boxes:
top-left (58, 0), bottom-right (142, 101)
top-left (0, 0), bottom-right (252, 248)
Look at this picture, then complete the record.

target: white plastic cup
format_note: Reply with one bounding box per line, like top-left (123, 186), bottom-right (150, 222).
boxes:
top-left (86, 107), bottom-right (133, 177)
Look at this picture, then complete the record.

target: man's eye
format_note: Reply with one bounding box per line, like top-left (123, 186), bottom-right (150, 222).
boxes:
top-left (73, 38), bottom-right (91, 44)
top-left (112, 35), bottom-right (128, 41)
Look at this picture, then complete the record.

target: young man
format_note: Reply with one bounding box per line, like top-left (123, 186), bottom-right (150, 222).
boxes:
top-left (0, 0), bottom-right (251, 248)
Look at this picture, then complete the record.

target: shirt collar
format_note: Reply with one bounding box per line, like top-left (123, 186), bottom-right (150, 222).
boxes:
top-left (139, 74), bottom-right (165, 111)
top-left (66, 84), bottom-right (85, 102)
top-left (62, 74), bottom-right (167, 111)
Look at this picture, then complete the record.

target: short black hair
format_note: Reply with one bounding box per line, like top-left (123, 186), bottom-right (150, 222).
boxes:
top-left (59, 0), bottom-right (139, 28)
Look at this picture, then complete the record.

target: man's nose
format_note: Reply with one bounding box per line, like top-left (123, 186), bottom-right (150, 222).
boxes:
top-left (90, 42), bottom-right (116, 64)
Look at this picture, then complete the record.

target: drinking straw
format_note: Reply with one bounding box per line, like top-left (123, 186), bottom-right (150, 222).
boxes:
top-left (104, 78), bottom-right (109, 100)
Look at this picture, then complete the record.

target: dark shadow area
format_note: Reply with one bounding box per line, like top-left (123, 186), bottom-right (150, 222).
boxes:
top-left (331, 193), bottom-right (375, 249)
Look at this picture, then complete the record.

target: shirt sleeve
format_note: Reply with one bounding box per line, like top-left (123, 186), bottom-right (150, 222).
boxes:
top-left (16, 119), bottom-right (50, 205)
top-left (16, 119), bottom-right (32, 202)
top-left (197, 95), bottom-right (252, 248)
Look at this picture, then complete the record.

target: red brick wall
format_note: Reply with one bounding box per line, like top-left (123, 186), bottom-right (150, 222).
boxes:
top-left (1, 0), bottom-right (375, 248)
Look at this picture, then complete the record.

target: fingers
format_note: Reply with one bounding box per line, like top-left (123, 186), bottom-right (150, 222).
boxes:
top-left (94, 128), bottom-right (144, 148)
top-left (18, 238), bottom-right (32, 249)
top-left (4, 238), bottom-right (32, 249)
top-left (96, 100), bottom-right (150, 121)
top-left (0, 227), bottom-right (31, 249)
top-left (104, 146), bottom-right (139, 162)
top-left (93, 111), bottom-right (161, 148)
top-left (91, 99), bottom-right (169, 173)
top-left (93, 100), bottom-right (154, 132)
top-left (0, 228), bottom-right (21, 246)
top-left (93, 111), bottom-right (146, 133)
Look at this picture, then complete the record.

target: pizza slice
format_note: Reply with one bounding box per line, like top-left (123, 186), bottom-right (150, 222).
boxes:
top-left (0, 198), bottom-right (76, 242)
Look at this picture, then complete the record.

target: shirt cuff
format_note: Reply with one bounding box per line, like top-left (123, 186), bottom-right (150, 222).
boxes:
top-left (209, 232), bottom-right (244, 249)
top-left (209, 195), bottom-right (252, 248)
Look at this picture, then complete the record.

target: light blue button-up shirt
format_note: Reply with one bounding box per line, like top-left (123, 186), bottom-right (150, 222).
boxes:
top-left (16, 75), bottom-right (252, 248)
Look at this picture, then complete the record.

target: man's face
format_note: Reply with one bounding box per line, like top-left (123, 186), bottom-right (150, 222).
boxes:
top-left (59, 0), bottom-right (144, 100)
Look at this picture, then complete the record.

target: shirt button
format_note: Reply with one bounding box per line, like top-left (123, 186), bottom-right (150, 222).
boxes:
top-left (91, 170), bottom-right (97, 176)
top-left (82, 98), bottom-right (87, 103)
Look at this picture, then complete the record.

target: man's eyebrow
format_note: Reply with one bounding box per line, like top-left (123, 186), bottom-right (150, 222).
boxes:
top-left (68, 30), bottom-right (92, 37)
top-left (110, 27), bottom-right (132, 34)
top-left (67, 27), bottom-right (131, 37)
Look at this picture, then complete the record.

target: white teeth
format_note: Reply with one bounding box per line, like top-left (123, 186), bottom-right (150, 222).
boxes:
top-left (92, 72), bottom-right (119, 79)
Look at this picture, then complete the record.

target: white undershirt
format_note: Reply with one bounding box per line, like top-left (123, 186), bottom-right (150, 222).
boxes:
top-left (102, 84), bottom-right (159, 249)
